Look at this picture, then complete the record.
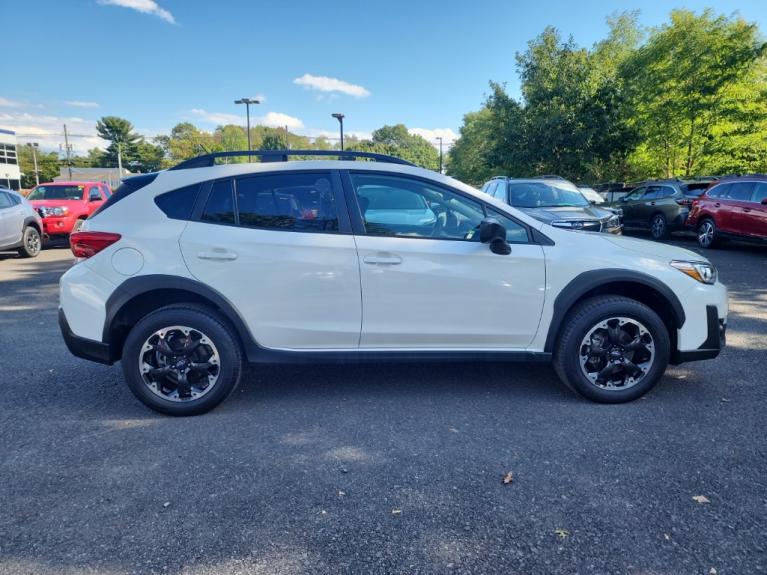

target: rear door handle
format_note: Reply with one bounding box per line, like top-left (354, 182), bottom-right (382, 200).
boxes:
top-left (743, 207), bottom-right (752, 213)
top-left (198, 249), bottom-right (238, 261)
top-left (363, 254), bottom-right (402, 266)
top-left (715, 202), bottom-right (721, 207)
top-left (650, 202), bottom-right (656, 206)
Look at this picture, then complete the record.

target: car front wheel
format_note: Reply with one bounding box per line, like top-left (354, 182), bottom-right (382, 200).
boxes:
top-left (17, 226), bottom-right (42, 258)
top-left (122, 304), bottom-right (243, 415)
top-left (553, 296), bottom-right (670, 403)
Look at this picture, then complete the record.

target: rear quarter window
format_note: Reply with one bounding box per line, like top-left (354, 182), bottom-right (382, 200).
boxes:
top-left (154, 184), bottom-right (201, 220)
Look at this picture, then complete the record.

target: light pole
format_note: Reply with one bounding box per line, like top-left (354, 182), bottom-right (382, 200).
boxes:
top-left (26, 142), bottom-right (40, 186)
top-left (332, 113), bottom-right (345, 151)
top-left (436, 137), bottom-right (443, 174)
top-left (234, 97), bottom-right (260, 151)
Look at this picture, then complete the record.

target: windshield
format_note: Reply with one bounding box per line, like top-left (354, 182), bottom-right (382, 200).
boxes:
top-left (508, 181), bottom-right (589, 208)
top-left (28, 185), bottom-right (84, 201)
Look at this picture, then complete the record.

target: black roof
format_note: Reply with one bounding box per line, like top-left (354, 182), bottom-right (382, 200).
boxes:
top-left (169, 149), bottom-right (416, 170)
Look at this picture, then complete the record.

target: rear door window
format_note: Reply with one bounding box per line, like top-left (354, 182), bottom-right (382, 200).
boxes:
top-left (235, 172), bottom-right (338, 232)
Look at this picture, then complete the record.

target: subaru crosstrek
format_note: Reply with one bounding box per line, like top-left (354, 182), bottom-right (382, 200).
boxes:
top-left (59, 151), bottom-right (728, 415)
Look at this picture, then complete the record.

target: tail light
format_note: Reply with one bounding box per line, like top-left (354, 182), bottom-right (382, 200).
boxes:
top-left (676, 198), bottom-right (692, 207)
top-left (69, 231), bottom-right (122, 258)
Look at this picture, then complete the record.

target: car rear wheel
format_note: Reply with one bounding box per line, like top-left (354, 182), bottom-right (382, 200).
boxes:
top-left (697, 219), bottom-right (719, 249)
top-left (122, 304), bottom-right (243, 416)
top-left (650, 213), bottom-right (669, 240)
top-left (553, 296), bottom-right (670, 403)
top-left (17, 226), bottom-right (41, 258)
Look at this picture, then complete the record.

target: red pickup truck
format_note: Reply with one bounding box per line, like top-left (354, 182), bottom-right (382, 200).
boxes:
top-left (27, 182), bottom-right (111, 238)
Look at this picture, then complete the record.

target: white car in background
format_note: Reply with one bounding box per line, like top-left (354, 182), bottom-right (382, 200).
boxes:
top-left (0, 186), bottom-right (43, 257)
top-left (59, 151), bottom-right (727, 415)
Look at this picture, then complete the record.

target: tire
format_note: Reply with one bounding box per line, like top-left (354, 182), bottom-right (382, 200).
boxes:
top-left (553, 296), bottom-right (670, 404)
top-left (72, 218), bottom-right (85, 233)
top-left (697, 218), bottom-right (719, 249)
top-left (121, 304), bottom-right (243, 416)
top-left (649, 213), bottom-right (669, 240)
top-left (17, 226), bottom-right (42, 258)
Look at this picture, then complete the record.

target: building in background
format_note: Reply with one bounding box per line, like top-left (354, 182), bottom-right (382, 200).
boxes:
top-left (0, 129), bottom-right (21, 190)
top-left (52, 167), bottom-right (132, 189)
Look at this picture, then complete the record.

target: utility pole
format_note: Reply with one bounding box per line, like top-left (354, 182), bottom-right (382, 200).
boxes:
top-left (27, 143), bottom-right (40, 186)
top-left (63, 124), bottom-right (73, 179)
top-left (234, 97), bottom-right (260, 151)
top-left (436, 137), bottom-right (443, 174)
top-left (285, 125), bottom-right (289, 149)
top-left (332, 113), bottom-right (345, 151)
top-left (117, 142), bottom-right (123, 179)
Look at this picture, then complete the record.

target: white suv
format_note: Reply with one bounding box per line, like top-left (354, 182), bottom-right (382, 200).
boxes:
top-left (59, 151), bottom-right (727, 415)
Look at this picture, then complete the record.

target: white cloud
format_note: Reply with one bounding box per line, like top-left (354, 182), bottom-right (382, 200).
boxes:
top-left (294, 74), bottom-right (370, 98)
top-left (65, 100), bottom-right (99, 108)
top-left (189, 108), bottom-right (242, 125)
top-left (0, 111), bottom-right (107, 153)
top-left (259, 112), bottom-right (303, 129)
top-left (188, 109), bottom-right (304, 130)
top-left (408, 127), bottom-right (459, 147)
top-left (0, 97), bottom-right (43, 109)
top-left (96, 0), bottom-right (176, 24)
top-left (0, 97), bottom-right (24, 108)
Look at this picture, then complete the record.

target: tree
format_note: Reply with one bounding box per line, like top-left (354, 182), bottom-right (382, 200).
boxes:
top-left (622, 9), bottom-right (767, 177)
top-left (362, 124), bottom-right (438, 169)
top-left (446, 108), bottom-right (496, 185)
top-left (17, 146), bottom-right (61, 188)
top-left (96, 116), bottom-right (141, 167)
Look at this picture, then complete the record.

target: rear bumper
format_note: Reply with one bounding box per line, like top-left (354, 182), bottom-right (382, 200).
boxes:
top-left (670, 209), bottom-right (690, 229)
top-left (59, 308), bottom-right (115, 365)
top-left (670, 305), bottom-right (726, 364)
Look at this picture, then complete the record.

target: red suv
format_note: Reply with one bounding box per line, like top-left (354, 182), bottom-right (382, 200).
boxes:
top-left (688, 175), bottom-right (767, 248)
top-left (27, 182), bottom-right (111, 238)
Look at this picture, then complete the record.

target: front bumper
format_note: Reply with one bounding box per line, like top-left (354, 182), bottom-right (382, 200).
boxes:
top-left (42, 215), bottom-right (77, 236)
top-left (670, 305), bottom-right (726, 364)
top-left (59, 308), bottom-right (115, 365)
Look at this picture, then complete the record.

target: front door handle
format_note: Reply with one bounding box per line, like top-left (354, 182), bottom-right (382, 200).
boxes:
top-left (743, 207), bottom-right (752, 213)
top-left (715, 202), bottom-right (721, 207)
top-left (363, 253), bottom-right (402, 266)
top-left (198, 249), bottom-right (238, 261)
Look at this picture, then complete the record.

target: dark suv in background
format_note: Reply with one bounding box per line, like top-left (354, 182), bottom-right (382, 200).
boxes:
top-left (481, 176), bottom-right (622, 234)
top-left (608, 179), bottom-right (694, 240)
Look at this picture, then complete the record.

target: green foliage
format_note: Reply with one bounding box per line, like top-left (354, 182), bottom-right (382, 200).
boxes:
top-left (450, 8), bottom-right (767, 184)
top-left (348, 124), bottom-right (438, 169)
top-left (17, 145), bottom-right (61, 188)
top-left (622, 9), bottom-right (767, 177)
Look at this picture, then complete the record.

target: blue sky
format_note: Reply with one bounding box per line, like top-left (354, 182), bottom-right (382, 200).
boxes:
top-left (1, 0), bottom-right (765, 153)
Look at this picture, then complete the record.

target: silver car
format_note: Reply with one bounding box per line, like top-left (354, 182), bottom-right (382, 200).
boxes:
top-left (481, 176), bottom-right (622, 234)
top-left (0, 187), bottom-right (43, 257)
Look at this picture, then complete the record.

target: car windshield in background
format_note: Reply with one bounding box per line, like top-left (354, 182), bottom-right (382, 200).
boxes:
top-left (508, 181), bottom-right (590, 208)
top-left (28, 185), bottom-right (83, 200)
top-left (683, 183), bottom-right (709, 197)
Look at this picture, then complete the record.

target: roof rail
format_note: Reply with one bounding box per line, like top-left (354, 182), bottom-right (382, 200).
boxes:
top-left (531, 174), bottom-right (566, 180)
top-left (168, 149), bottom-right (416, 170)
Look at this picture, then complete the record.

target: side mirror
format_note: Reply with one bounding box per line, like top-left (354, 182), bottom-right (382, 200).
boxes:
top-left (761, 198), bottom-right (767, 205)
top-left (620, 196), bottom-right (628, 202)
top-left (479, 217), bottom-right (511, 255)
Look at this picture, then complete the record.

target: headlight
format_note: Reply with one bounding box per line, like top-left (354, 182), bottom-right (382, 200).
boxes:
top-left (39, 206), bottom-right (68, 217)
top-left (670, 260), bottom-right (717, 284)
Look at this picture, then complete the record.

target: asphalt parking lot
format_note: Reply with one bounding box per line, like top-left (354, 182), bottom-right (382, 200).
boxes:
top-left (0, 236), bottom-right (765, 575)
